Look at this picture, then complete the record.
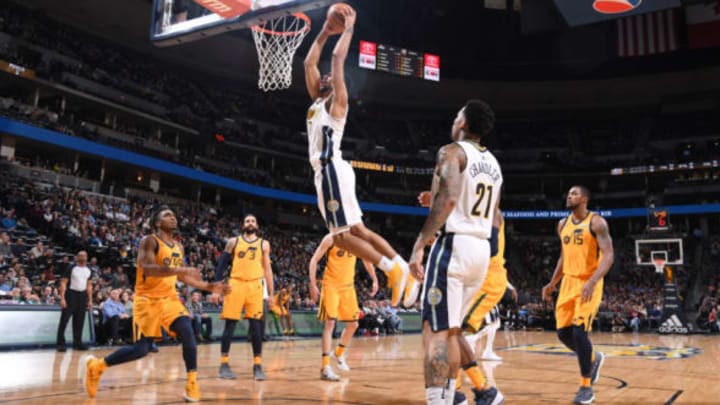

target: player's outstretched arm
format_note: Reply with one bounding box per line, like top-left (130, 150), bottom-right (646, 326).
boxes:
top-left (362, 260), bottom-right (379, 297)
top-left (329, 7), bottom-right (355, 119)
top-left (580, 215), bottom-right (614, 303)
top-left (214, 238), bottom-right (235, 282)
top-left (308, 234), bottom-right (333, 302)
top-left (303, 25), bottom-right (330, 100)
top-left (262, 240), bottom-right (274, 300)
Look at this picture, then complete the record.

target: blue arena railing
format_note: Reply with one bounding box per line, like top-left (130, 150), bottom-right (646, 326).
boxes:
top-left (2, 117), bottom-right (719, 219)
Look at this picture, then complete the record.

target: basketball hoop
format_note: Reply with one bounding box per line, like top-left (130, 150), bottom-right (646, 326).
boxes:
top-left (251, 12), bottom-right (310, 91)
top-left (653, 258), bottom-right (666, 274)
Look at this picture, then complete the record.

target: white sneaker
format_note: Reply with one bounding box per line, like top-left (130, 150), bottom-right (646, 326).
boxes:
top-left (481, 351), bottom-right (502, 362)
top-left (331, 352), bottom-right (350, 372)
top-left (321, 365), bottom-right (340, 381)
top-left (402, 275), bottom-right (421, 308)
top-left (464, 333), bottom-right (480, 352)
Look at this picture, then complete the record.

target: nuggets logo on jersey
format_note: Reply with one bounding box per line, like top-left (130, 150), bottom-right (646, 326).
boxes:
top-left (503, 343), bottom-right (700, 360)
top-left (593, 0), bottom-right (642, 14)
top-left (427, 287), bottom-right (443, 306)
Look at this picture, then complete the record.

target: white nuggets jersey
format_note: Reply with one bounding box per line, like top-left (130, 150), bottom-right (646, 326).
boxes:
top-left (307, 98), bottom-right (347, 171)
top-left (445, 141), bottom-right (503, 239)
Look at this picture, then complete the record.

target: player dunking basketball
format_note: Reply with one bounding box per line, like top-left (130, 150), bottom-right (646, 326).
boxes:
top-left (303, 4), bottom-right (417, 308)
top-left (83, 206), bottom-right (230, 402)
top-left (542, 186), bottom-right (614, 405)
top-left (309, 233), bottom-right (378, 381)
top-left (409, 100), bottom-right (503, 405)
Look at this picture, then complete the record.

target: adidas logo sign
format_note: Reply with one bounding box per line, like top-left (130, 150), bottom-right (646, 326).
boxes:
top-left (658, 314), bottom-right (689, 334)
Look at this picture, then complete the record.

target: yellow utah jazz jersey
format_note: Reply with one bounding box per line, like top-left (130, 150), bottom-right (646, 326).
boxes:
top-left (323, 245), bottom-right (356, 286)
top-left (135, 235), bottom-right (183, 298)
top-left (560, 212), bottom-right (601, 278)
top-left (230, 236), bottom-right (264, 281)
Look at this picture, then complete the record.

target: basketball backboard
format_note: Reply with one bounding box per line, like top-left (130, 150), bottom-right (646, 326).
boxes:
top-left (150, 0), bottom-right (337, 46)
top-left (635, 238), bottom-right (684, 270)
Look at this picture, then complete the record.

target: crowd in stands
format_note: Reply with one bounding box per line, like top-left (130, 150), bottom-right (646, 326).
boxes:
top-left (2, 4), bottom-right (720, 343)
top-left (5, 169), bottom-right (718, 341)
top-left (0, 172), bottom-right (397, 322)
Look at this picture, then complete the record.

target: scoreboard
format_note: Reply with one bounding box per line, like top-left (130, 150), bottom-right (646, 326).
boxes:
top-left (359, 40), bottom-right (440, 82)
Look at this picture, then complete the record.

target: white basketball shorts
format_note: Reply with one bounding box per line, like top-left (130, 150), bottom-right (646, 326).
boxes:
top-left (421, 233), bottom-right (491, 332)
top-left (314, 158), bottom-right (363, 235)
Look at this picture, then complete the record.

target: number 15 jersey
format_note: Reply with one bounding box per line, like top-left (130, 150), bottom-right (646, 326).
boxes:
top-left (445, 141), bottom-right (503, 239)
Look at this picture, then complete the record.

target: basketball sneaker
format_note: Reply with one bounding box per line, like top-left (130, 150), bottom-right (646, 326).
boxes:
top-left (218, 363), bottom-right (237, 379)
top-left (472, 386), bottom-right (504, 405)
top-left (321, 365), bottom-right (340, 381)
top-left (454, 390), bottom-right (468, 405)
top-left (183, 379), bottom-right (200, 402)
top-left (386, 262), bottom-right (408, 307)
top-left (573, 386), bottom-right (595, 404)
top-left (590, 352), bottom-right (605, 385)
top-left (82, 355), bottom-right (105, 398)
top-left (253, 364), bottom-right (267, 381)
top-left (464, 333), bottom-right (480, 352)
top-left (481, 350), bottom-right (502, 362)
top-left (402, 275), bottom-right (421, 308)
top-left (331, 351), bottom-right (350, 372)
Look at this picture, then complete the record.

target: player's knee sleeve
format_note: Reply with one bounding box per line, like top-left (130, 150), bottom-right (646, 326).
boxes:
top-left (221, 320), bottom-right (237, 354)
top-left (171, 316), bottom-right (198, 372)
top-left (557, 327), bottom-right (576, 352)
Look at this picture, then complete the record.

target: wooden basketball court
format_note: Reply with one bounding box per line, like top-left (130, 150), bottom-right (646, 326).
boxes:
top-left (1, 331), bottom-right (717, 404)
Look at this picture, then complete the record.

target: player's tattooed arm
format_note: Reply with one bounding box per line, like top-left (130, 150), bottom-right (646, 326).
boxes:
top-left (416, 144), bottom-right (463, 246)
top-left (424, 340), bottom-right (450, 387)
top-left (581, 215), bottom-right (614, 303)
top-left (409, 144), bottom-right (463, 280)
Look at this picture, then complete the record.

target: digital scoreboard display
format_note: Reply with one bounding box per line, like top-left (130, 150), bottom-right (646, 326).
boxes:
top-left (359, 40), bottom-right (440, 82)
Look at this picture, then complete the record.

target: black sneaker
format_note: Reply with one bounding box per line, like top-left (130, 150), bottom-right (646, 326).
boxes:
top-left (472, 386), bottom-right (504, 405)
top-left (218, 363), bottom-right (237, 379)
top-left (573, 386), bottom-right (595, 405)
top-left (454, 390), bottom-right (468, 405)
top-left (253, 364), bottom-right (266, 381)
top-left (56, 344), bottom-right (66, 352)
top-left (590, 352), bottom-right (605, 385)
top-left (73, 343), bottom-right (89, 351)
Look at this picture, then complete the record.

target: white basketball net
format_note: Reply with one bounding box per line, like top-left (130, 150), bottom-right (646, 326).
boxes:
top-left (251, 14), bottom-right (309, 92)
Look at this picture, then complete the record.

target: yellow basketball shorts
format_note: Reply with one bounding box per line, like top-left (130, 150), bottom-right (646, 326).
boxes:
top-left (318, 283), bottom-right (359, 322)
top-left (221, 278), bottom-right (265, 321)
top-left (463, 264), bottom-right (507, 333)
top-left (555, 275), bottom-right (604, 331)
top-left (133, 295), bottom-right (189, 341)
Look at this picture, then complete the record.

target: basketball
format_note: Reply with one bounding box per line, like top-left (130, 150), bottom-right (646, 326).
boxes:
top-left (326, 3), bottom-right (353, 34)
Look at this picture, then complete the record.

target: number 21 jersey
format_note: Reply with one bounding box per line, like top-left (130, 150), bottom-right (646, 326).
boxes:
top-left (445, 141), bottom-right (503, 239)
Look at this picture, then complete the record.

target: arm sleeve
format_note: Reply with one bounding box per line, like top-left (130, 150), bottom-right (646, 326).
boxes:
top-left (214, 252), bottom-right (232, 282)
